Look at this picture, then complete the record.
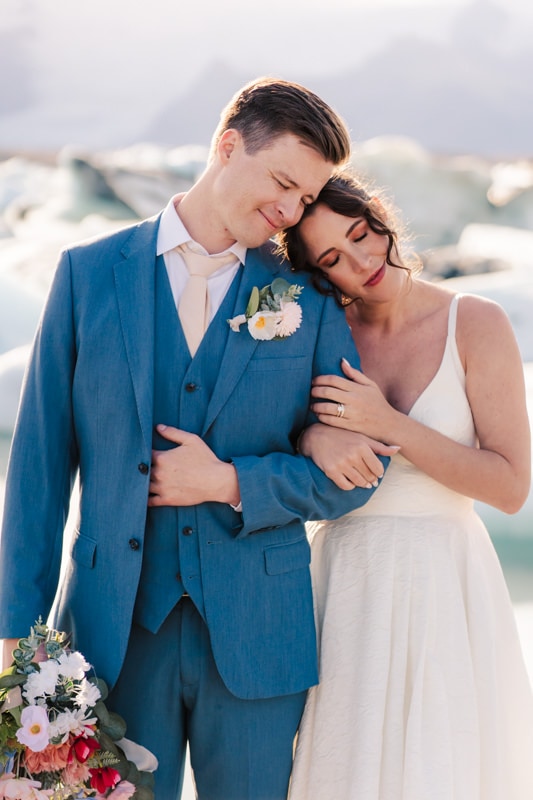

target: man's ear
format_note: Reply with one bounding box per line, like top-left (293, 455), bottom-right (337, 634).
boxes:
top-left (217, 128), bottom-right (242, 164)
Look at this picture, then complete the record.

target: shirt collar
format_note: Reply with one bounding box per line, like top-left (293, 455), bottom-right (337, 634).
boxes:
top-left (156, 193), bottom-right (247, 265)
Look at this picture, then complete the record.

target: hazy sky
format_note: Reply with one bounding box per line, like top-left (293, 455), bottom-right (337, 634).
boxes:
top-left (4, 0), bottom-right (520, 101)
top-left (2, 0), bottom-right (532, 151)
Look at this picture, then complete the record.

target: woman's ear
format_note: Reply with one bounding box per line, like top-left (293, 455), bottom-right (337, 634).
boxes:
top-left (369, 195), bottom-right (386, 215)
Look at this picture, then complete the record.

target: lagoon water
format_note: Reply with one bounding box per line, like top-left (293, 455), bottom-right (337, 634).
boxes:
top-left (0, 139), bottom-right (532, 796)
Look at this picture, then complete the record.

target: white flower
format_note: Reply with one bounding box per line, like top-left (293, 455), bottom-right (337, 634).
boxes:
top-left (48, 708), bottom-right (98, 743)
top-left (75, 678), bottom-right (101, 709)
top-left (227, 313), bottom-right (247, 332)
top-left (276, 300), bottom-right (303, 337)
top-left (16, 705), bottom-right (50, 752)
top-left (23, 661), bottom-right (60, 703)
top-left (247, 311), bottom-right (280, 340)
top-left (56, 650), bottom-right (91, 680)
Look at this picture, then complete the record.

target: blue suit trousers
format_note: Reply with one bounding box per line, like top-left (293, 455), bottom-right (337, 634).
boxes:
top-left (108, 599), bottom-right (307, 800)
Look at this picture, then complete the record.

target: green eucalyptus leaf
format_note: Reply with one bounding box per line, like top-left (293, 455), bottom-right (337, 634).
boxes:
top-left (92, 698), bottom-right (110, 724)
top-left (137, 771), bottom-right (156, 788)
top-left (97, 730), bottom-right (121, 757)
top-left (101, 710), bottom-right (127, 740)
top-left (0, 672), bottom-right (27, 690)
top-left (132, 784), bottom-right (155, 800)
top-left (245, 286), bottom-right (260, 317)
top-left (270, 277), bottom-right (290, 297)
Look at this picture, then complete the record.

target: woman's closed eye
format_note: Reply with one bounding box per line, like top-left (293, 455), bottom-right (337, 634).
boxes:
top-left (348, 219), bottom-right (368, 243)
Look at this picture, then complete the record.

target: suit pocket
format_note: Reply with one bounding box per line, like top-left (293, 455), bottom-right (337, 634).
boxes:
top-left (247, 355), bottom-right (307, 372)
top-left (71, 529), bottom-right (97, 568)
top-left (264, 537), bottom-right (310, 575)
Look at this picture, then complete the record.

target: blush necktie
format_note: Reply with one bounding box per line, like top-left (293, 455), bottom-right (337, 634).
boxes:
top-left (176, 242), bottom-right (236, 357)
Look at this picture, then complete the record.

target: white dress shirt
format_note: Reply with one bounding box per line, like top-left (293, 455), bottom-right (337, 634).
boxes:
top-left (156, 194), bottom-right (246, 512)
top-left (156, 194), bottom-right (246, 320)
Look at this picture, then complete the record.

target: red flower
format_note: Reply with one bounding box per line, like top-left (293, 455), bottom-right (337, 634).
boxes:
top-left (89, 766), bottom-right (121, 794)
top-left (70, 734), bottom-right (101, 763)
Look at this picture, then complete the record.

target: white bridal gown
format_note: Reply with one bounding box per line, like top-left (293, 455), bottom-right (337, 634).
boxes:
top-left (290, 295), bottom-right (533, 800)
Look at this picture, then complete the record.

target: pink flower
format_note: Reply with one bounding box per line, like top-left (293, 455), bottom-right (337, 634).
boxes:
top-left (24, 740), bottom-right (71, 773)
top-left (16, 706), bottom-right (49, 752)
top-left (61, 758), bottom-right (91, 785)
top-left (277, 300), bottom-right (302, 337)
top-left (0, 773), bottom-right (52, 799)
top-left (107, 780), bottom-right (137, 799)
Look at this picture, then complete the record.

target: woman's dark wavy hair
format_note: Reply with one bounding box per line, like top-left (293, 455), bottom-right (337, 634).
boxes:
top-left (277, 170), bottom-right (420, 306)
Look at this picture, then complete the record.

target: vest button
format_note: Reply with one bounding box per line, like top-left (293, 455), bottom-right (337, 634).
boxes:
top-left (128, 538), bottom-right (140, 550)
top-left (185, 383), bottom-right (197, 392)
top-left (138, 462), bottom-right (149, 475)
top-left (182, 526), bottom-right (193, 536)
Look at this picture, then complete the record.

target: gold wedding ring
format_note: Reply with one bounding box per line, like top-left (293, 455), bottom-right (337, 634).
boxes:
top-left (336, 403), bottom-right (345, 418)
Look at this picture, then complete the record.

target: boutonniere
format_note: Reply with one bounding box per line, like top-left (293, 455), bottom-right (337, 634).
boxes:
top-left (228, 277), bottom-right (303, 341)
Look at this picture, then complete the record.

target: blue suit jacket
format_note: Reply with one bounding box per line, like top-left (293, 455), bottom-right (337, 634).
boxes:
top-left (0, 214), bottom-right (387, 698)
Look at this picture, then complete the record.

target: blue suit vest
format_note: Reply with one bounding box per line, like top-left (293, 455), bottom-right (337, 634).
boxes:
top-left (133, 256), bottom-right (242, 633)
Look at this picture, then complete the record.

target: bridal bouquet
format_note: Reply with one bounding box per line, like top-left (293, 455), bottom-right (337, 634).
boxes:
top-left (0, 619), bottom-right (157, 800)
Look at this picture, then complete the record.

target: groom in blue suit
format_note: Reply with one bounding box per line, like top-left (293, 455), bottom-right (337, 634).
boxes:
top-left (0, 78), bottom-right (391, 798)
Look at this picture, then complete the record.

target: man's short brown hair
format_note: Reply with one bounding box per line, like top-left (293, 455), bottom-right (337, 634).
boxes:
top-left (211, 77), bottom-right (351, 165)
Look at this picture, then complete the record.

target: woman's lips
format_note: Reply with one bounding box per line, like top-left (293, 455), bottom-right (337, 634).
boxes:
top-left (364, 262), bottom-right (386, 287)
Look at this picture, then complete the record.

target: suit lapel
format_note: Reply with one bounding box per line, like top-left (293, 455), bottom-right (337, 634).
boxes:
top-left (202, 247), bottom-right (281, 435)
top-left (113, 216), bottom-right (160, 452)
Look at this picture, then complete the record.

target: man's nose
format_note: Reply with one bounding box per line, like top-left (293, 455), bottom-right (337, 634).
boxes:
top-left (278, 196), bottom-right (302, 228)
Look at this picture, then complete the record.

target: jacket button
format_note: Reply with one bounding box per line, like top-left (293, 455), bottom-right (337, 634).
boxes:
top-left (185, 382), bottom-right (197, 392)
top-left (129, 538), bottom-right (140, 550)
top-left (138, 462), bottom-right (149, 475)
top-left (182, 526), bottom-right (193, 536)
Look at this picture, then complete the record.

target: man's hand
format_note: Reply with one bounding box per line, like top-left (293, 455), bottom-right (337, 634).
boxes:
top-left (1, 638), bottom-right (18, 672)
top-left (148, 425), bottom-right (241, 507)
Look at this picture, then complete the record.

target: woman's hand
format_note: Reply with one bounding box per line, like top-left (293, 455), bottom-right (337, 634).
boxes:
top-left (299, 423), bottom-right (399, 491)
top-left (310, 358), bottom-right (398, 441)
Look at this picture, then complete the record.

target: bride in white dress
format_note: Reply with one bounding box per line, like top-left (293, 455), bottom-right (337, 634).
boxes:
top-left (278, 171), bottom-right (533, 799)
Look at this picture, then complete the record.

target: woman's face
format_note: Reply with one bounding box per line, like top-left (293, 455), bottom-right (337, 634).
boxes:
top-left (298, 203), bottom-right (402, 301)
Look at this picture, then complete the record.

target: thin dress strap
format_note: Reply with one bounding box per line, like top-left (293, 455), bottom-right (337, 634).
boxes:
top-left (447, 293), bottom-right (465, 380)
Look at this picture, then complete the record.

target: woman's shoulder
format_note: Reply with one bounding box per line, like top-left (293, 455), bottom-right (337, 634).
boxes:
top-left (419, 281), bottom-right (510, 330)
top-left (454, 291), bottom-right (511, 334)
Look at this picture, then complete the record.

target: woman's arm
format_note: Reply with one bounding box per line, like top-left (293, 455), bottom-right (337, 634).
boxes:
top-left (303, 296), bottom-right (531, 513)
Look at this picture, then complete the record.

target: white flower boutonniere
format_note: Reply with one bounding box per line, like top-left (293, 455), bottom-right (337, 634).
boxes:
top-left (228, 278), bottom-right (303, 341)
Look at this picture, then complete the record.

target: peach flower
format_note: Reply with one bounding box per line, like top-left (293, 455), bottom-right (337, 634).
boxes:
top-left (24, 740), bottom-right (71, 773)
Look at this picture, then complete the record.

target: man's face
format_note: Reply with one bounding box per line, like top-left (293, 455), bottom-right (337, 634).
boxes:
top-left (213, 131), bottom-right (334, 249)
